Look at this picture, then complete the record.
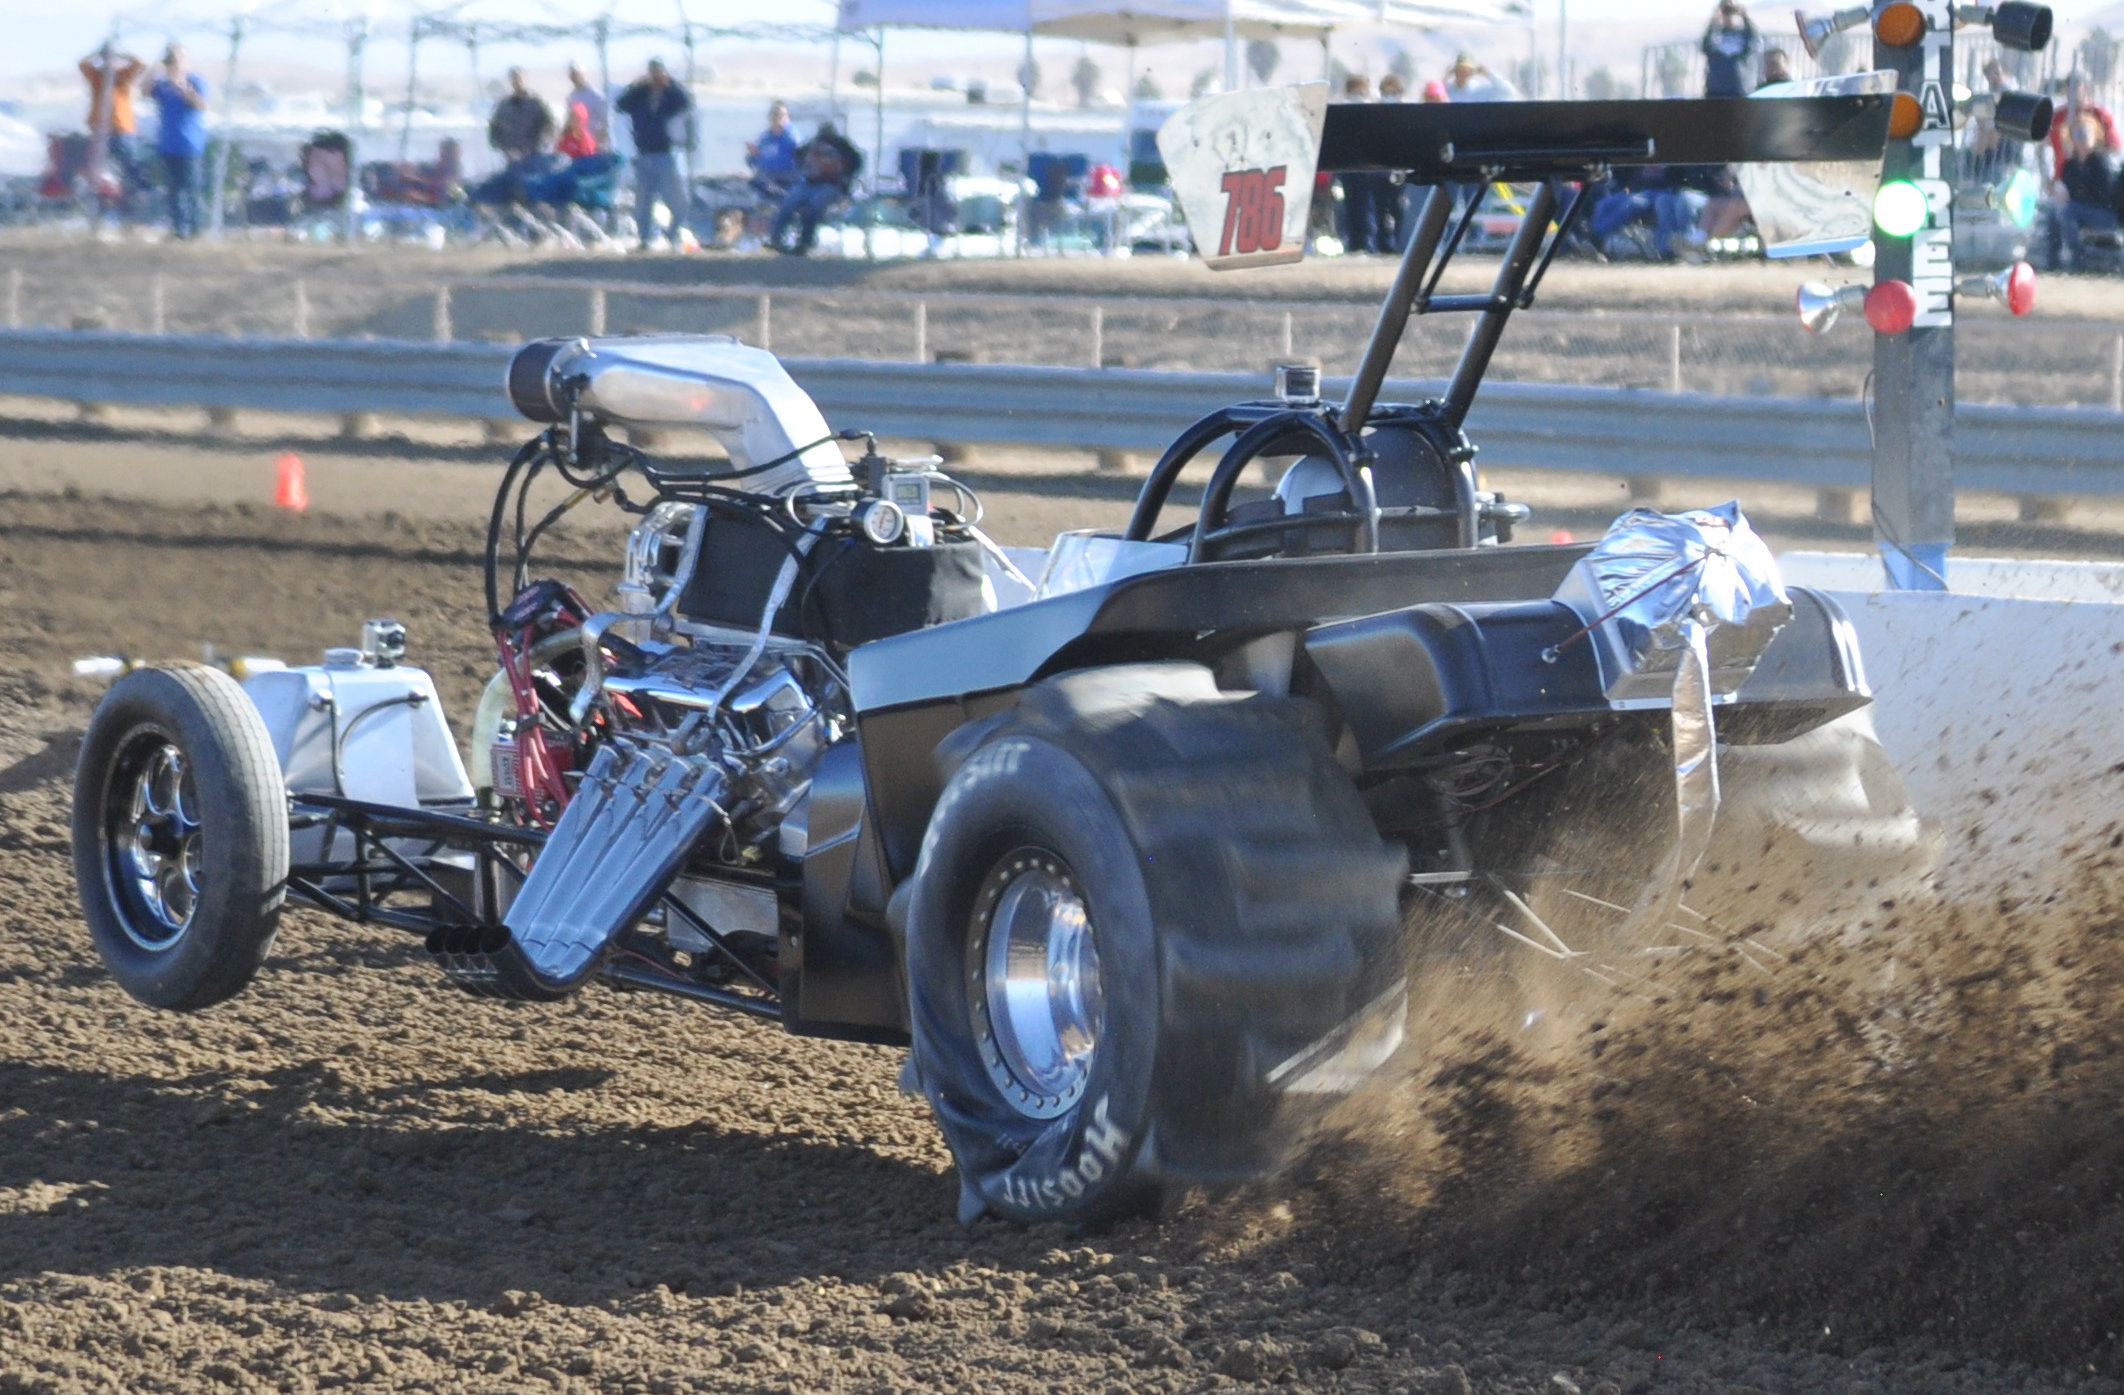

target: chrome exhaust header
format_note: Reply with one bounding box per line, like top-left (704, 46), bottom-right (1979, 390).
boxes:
top-left (501, 742), bottom-right (730, 994)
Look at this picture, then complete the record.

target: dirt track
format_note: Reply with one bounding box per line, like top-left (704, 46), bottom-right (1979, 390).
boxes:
top-left (6, 459), bottom-right (2124, 1392)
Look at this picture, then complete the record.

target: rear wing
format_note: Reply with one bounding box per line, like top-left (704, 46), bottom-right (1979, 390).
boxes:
top-left (1318, 93), bottom-right (1891, 180)
top-left (1157, 83), bottom-right (1892, 269)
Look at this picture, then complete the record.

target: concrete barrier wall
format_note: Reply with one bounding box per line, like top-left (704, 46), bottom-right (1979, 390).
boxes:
top-left (1806, 584), bottom-right (2124, 903)
top-left (1784, 551), bottom-right (2124, 605)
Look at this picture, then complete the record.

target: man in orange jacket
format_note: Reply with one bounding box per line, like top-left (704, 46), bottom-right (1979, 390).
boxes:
top-left (80, 44), bottom-right (148, 198)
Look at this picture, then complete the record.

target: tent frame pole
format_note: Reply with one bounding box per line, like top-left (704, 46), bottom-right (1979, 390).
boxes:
top-left (1224, 2), bottom-right (1238, 91)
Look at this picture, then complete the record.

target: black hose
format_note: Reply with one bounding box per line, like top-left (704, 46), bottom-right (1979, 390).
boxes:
top-left (486, 434), bottom-right (557, 623)
top-left (331, 693), bottom-right (428, 796)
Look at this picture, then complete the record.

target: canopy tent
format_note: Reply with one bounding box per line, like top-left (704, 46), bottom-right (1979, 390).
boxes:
top-left (831, 0), bottom-right (1036, 210)
top-left (837, 0), bottom-right (1510, 37)
top-left (836, 0), bottom-right (1030, 25)
top-left (1034, 0), bottom-right (1515, 87)
top-left (1028, 0), bottom-right (1512, 46)
top-left (839, 0), bottom-right (1515, 118)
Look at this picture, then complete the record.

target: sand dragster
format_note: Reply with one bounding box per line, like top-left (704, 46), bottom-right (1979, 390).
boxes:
top-left (70, 87), bottom-right (1900, 1225)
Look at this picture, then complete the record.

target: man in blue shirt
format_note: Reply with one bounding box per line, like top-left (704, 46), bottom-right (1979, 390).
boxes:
top-left (149, 44), bottom-right (209, 239)
top-left (1700, 1), bottom-right (1761, 99)
top-left (614, 59), bottom-right (693, 250)
top-left (746, 101), bottom-right (800, 200)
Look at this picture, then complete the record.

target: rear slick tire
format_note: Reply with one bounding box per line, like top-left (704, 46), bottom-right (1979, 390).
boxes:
top-left (906, 663), bottom-right (1407, 1227)
top-left (72, 665), bottom-right (290, 1011)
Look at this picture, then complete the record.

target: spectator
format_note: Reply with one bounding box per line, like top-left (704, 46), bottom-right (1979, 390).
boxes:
top-left (2045, 72), bottom-right (2121, 187)
top-left (1683, 163), bottom-right (1749, 246)
top-left (1445, 54), bottom-right (1518, 102)
top-left (615, 58), bottom-right (694, 250)
top-left (1967, 56), bottom-right (2023, 184)
top-left (2044, 112), bottom-right (2118, 272)
top-left (148, 43), bottom-right (209, 240)
top-left (1377, 73), bottom-right (1410, 249)
top-left (1336, 75), bottom-right (1391, 255)
top-left (746, 100), bottom-right (801, 199)
top-left (566, 63), bottom-right (609, 147)
top-left (79, 45), bottom-right (147, 197)
top-left (769, 120), bottom-right (862, 255)
top-left (556, 101), bottom-right (598, 159)
top-left (1756, 48), bottom-right (1792, 89)
top-left (1588, 165), bottom-right (1704, 260)
top-left (1421, 80), bottom-right (1450, 102)
top-left (1701, 0), bottom-right (1761, 98)
top-left (488, 68), bottom-right (554, 165)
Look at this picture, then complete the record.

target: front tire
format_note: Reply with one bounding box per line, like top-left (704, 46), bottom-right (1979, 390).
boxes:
top-left (907, 663), bottom-right (1407, 1226)
top-left (72, 665), bottom-right (290, 1010)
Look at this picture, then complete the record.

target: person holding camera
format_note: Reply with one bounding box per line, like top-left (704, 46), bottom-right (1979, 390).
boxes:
top-left (148, 44), bottom-right (210, 240)
top-left (1702, 0), bottom-right (1761, 99)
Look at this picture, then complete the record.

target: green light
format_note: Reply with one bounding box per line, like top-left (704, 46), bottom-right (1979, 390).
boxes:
top-left (1873, 180), bottom-right (1928, 237)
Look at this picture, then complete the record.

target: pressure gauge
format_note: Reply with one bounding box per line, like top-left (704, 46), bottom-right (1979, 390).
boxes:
top-left (857, 498), bottom-right (907, 546)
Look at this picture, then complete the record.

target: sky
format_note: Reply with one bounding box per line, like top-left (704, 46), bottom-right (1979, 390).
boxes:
top-left (0, 0), bottom-right (2104, 91)
top-left (0, 0), bottom-right (1894, 74)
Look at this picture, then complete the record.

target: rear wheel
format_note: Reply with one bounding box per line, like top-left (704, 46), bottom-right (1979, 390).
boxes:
top-left (72, 665), bottom-right (290, 1010)
top-left (907, 663), bottom-right (1407, 1226)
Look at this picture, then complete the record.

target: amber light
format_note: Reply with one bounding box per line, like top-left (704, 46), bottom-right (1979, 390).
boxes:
top-left (1888, 92), bottom-right (1924, 138)
top-left (1874, 1), bottom-right (1926, 45)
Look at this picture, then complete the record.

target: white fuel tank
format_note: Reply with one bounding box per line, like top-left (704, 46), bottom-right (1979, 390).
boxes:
top-left (243, 657), bottom-right (473, 810)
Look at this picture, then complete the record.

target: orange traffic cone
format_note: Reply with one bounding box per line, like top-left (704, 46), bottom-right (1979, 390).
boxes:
top-left (274, 451), bottom-right (309, 512)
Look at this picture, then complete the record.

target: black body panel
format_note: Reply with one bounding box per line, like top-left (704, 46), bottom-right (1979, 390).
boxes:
top-left (846, 543), bottom-right (1593, 716)
top-left (787, 738), bottom-right (906, 1043)
top-left (857, 690), bottom-right (1019, 885)
top-left (1319, 95), bottom-right (1892, 181)
top-left (1721, 587), bottom-right (1873, 743)
top-left (1301, 584), bottom-right (1870, 770)
top-left (839, 543), bottom-right (1867, 891)
top-left (1305, 600), bottom-right (1607, 767)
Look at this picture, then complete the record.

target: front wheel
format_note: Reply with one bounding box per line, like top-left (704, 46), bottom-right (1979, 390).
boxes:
top-left (907, 663), bottom-right (1408, 1226)
top-left (72, 665), bottom-right (290, 1010)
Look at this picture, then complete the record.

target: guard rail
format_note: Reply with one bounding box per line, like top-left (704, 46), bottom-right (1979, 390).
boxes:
top-left (1, 329), bottom-right (2119, 497)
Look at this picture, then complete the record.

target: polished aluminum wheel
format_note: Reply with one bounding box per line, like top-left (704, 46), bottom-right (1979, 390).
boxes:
top-left (969, 849), bottom-right (1103, 1120)
top-left (109, 737), bottom-right (203, 949)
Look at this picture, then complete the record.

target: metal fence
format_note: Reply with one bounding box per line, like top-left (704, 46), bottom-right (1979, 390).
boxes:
top-left (8, 266), bottom-right (2120, 411)
top-left (3, 327), bottom-right (2120, 500)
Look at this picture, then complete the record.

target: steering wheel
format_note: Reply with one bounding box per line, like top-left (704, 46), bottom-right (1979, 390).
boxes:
top-left (1123, 406), bottom-right (1379, 562)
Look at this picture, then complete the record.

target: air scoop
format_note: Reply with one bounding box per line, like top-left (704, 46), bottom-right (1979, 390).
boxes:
top-left (507, 335), bottom-right (853, 495)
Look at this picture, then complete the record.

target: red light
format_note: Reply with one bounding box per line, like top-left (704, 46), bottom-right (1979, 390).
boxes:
top-left (2004, 261), bottom-right (2036, 316)
top-left (1864, 280), bottom-right (1918, 335)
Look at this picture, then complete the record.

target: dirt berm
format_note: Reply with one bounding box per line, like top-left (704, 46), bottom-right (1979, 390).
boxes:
top-left (3, 485), bottom-right (2123, 1394)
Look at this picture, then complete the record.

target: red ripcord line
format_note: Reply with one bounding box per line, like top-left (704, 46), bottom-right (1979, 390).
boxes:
top-left (1539, 549), bottom-right (1716, 664)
